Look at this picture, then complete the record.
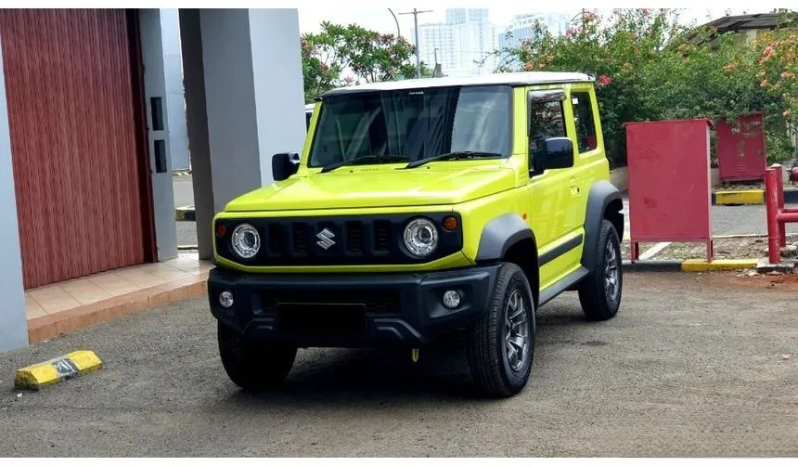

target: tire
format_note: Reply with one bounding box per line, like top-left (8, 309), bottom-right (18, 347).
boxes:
top-left (466, 262), bottom-right (536, 398)
top-left (217, 321), bottom-right (297, 391)
top-left (577, 218), bottom-right (623, 321)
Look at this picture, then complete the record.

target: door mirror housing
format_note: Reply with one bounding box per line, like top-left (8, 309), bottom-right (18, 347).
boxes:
top-left (272, 152), bottom-right (300, 182)
top-left (533, 137), bottom-right (574, 173)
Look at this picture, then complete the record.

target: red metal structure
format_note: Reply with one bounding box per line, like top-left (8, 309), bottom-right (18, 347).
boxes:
top-left (765, 164), bottom-right (798, 264)
top-left (0, 10), bottom-right (155, 288)
top-left (716, 112), bottom-right (767, 183)
top-left (625, 119), bottom-right (714, 262)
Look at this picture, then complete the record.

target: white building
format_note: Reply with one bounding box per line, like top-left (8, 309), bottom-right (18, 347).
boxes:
top-left (412, 8), bottom-right (498, 77)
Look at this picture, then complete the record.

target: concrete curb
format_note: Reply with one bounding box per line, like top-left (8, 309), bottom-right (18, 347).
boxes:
top-left (175, 205), bottom-right (195, 222)
top-left (712, 189), bottom-right (764, 206)
top-left (711, 188), bottom-right (798, 206)
top-left (15, 350), bottom-right (102, 391)
top-left (27, 278), bottom-right (208, 345)
top-left (623, 259), bottom-right (760, 273)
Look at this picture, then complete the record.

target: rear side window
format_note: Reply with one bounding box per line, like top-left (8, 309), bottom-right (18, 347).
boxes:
top-left (571, 92), bottom-right (597, 153)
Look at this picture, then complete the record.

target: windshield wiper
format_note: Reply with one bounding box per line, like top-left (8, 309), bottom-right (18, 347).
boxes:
top-left (404, 151), bottom-right (503, 169)
top-left (320, 155), bottom-right (409, 173)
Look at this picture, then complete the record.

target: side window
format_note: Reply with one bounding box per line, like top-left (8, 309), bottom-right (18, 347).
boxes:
top-left (571, 92), bottom-right (598, 153)
top-left (529, 100), bottom-right (566, 158)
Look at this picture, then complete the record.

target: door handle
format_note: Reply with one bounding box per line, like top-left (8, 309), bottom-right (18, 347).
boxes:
top-left (569, 177), bottom-right (580, 195)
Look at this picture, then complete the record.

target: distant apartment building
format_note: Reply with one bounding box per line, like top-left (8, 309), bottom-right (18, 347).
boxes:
top-left (412, 8), bottom-right (497, 77)
top-left (497, 12), bottom-right (571, 50)
top-left (495, 13), bottom-right (571, 70)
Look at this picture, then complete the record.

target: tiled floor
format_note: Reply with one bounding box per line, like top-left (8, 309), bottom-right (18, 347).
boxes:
top-left (24, 252), bottom-right (213, 321)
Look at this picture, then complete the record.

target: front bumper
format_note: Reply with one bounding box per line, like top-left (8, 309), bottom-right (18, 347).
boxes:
top-left (207, 264), bottom-right (500, 348)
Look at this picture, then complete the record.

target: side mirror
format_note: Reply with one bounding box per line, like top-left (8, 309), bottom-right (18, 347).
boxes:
top-left (535, 137), bottom-right (574, 172)
top-left (272, 152), bottom-right (300, 182)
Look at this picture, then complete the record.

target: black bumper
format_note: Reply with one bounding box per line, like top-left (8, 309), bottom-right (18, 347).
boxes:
top-left (207, 264), bottom-right (500, 348)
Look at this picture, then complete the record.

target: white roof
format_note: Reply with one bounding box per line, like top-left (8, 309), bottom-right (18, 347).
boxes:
top-left (319, 72), bottom-right (594, 98)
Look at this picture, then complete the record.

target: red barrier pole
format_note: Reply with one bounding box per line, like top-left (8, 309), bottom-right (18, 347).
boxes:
top-left (765, 165), bottom-right (782, 264)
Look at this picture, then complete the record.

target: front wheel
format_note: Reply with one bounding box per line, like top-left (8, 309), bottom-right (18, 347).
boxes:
top-left (577, 219), bottom-right (623, 321)
top-left (217, 321), bottom-right (297, 391)
top-left (466, 262), bottom-right (536, 398)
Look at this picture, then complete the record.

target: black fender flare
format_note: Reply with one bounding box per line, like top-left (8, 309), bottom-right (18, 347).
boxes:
top-left (581, 180), bottom-right (623, 272)
top-left (475, 213), bottom-right (538, 262)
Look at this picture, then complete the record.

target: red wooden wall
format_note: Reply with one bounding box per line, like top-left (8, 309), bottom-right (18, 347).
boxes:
top-left (0, 9), bottom-right (154, 289)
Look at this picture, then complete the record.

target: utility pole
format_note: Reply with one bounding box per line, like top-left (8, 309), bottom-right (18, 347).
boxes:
top-left (398, 8), bottom-right (433, 78)
top-left (387, 9), bottom-right (400, 37)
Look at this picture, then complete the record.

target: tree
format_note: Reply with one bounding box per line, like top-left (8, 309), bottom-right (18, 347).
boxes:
top-left (301, 21), bottom-right (434, 103)
top-left (483, 8), bottom-right (798, 166)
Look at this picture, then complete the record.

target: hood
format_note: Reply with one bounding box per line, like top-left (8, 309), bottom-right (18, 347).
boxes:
top-left (224, 165), bottom-right (517, 212)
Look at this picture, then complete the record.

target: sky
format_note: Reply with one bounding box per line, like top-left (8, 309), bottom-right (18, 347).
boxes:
top-left (296, 6), bottom-right (761, 36)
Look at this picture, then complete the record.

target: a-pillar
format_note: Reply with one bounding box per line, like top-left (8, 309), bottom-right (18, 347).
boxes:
top-left (179, 8), bottom-right (306, 260)
top-left (0, 36), bottom-right (28, 353)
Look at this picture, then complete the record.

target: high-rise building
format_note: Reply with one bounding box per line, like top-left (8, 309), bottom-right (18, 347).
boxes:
top-left (412, 8), bottom-right (497, 77)
top-left (495, 13), bottom-right (571, 70)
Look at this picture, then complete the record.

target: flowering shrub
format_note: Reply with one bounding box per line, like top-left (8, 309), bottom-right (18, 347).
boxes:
top-left (486, 8), bottom-right (798, 167)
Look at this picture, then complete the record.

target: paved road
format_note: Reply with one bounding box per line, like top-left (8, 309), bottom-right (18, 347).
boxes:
top-left (1, 273), bottom-right (796, 457)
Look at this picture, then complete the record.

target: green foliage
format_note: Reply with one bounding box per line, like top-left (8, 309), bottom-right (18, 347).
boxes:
top-left (485, 8), bottom-right (798, 167)
top-left (301, 21), bottom-right (434, 103)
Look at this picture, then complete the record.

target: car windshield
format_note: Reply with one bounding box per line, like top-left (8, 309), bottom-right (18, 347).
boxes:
top-left (308, 85), bottom-right (513, 168)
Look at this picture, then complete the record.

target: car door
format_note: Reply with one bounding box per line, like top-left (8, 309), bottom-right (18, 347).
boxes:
top-left (524, 87), bottom-right (574, 288)
top-left (565, 86), bottom-right (602, 239)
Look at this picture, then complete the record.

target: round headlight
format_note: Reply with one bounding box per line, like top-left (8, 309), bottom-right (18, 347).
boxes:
top-left (403, 218), bottom-right (439, 258)
top-left (231, 223), bottom-right (261, 259)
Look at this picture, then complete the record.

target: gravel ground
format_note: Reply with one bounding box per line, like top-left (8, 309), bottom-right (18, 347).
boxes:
top-left (1, 272), bottom-right (797, 457)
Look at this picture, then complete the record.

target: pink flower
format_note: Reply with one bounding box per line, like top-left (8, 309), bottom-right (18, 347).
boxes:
top-left (784, 109), bottom-right (792, 118)
top-left (641, 8), bottom-right (650, 14)
top-left (782, 71), bottom-right (795, 79)
top-left (343, 76), bottom-right (354, 85)
top-left (761, 79), bottom-right (769, 88)
top-left (598, 74), bottom-right (612, 86)
top-left (566, 28), bottom-right (574, 37)
top-left (525, 61), bottom-right (534, 71)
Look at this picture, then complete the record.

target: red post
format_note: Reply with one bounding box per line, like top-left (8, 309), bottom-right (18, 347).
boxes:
top-left (765, 165), bottom-right (783, 264)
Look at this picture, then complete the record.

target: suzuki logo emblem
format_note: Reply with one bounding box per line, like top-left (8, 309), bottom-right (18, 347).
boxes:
top-left (316, 228), bottom-right (336, 250)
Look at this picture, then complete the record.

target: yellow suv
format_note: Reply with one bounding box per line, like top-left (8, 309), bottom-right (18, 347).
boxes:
top-left (209, 72), bottom-right (624, 398)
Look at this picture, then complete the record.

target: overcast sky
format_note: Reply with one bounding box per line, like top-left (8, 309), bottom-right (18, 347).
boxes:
top-left (297, 7), bottom-right (760, 36)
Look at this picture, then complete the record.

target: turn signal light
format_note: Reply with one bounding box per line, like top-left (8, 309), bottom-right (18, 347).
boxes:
top-left (442, 216), bottom-right (458, 232)
top-left (216, 223), bottom-right (227, 237)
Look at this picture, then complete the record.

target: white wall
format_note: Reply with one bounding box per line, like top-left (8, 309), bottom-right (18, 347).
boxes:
top-left (180, 8), bottom-right (306, 258)
top-left (160, 8), bottom-right (191, 172)
top-left (140, 9), bottom-right (178, 261)
top-left (0, 38), bottom-right (29, 353)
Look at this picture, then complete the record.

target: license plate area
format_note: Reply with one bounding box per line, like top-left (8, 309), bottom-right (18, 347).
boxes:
top-left (277, 302), bottom-right (367, 338)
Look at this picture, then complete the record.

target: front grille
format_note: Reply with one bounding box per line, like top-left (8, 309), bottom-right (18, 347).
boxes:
top-left (216, 213), bottom-right (462, 266)
top-left (262, 288), bottom-right (401, 314)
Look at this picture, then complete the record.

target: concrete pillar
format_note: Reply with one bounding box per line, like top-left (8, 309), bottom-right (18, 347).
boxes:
top-left (0, 37), bottom-right (29, 353)
top-left (139, 9), bottom-right (178, 262)
top-left (160, 9), bottom-right (191, 172)
top-left (179, 8), bottom-right (306, 260)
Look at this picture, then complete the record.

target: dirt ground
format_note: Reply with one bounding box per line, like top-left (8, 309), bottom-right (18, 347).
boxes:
top-left (1, 272), bottom-right (797, 457)
top-left (622, 235), bottom-right (798, 261)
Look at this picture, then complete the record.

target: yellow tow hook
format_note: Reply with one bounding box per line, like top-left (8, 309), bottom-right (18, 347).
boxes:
top-left (411, 348), bottom-right (420, 363)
